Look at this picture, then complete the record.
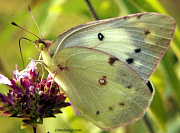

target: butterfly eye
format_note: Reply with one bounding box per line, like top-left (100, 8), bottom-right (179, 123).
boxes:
top-left (39, 43), bottom-right (45, 51)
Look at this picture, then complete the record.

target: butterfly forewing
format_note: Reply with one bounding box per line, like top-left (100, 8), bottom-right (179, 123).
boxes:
top-left (48, 13), bottom-right (175, 82)
top-left (46, 47), bottom-right (154, 129)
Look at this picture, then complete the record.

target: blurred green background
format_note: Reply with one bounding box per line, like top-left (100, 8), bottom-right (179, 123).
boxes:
top-left (0, 0), bottom-right (179, 133)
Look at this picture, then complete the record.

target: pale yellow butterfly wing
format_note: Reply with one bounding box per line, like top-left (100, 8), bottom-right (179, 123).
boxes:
top-left (39, 13), bottom-right (175, 129)
top-left (44, 47), bottom-right (153, 129)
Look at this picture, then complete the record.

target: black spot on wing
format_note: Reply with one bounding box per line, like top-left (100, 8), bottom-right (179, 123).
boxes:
top-left (96, 110), bottom-right (99, 115)
top-left (108, 57), bottom-right (118, 66)
top-left (50, 52), bottom-right (54, 58)
top-left (144, 30), bottom-right (151, 36)
top-left (137, 14), bottom-right (142, 19)
top-left (58, 64), bottom-right (63, 69)
top-left (134, 48), bottom-right (141, 53)
top-left (127, 85), bottom-right (131, 89)
top-left (98, 76), bottom-right (107, 86)
top-left (146, 81), bottom-right (153, 94)
top-left (118, 102), bottom-right (125, 106)
top-left (98, 33), bottom-right (104, 41)
top-left (102, 76), bottom-right (107, 79)
top-left (57, 64), bottom-right (68, 71)
top-left (109, 107), bottom-right (113, 110)
top-left (126, 58), bottom-right (134, 64)
top-left (123, 16), bottom-right (129, 19)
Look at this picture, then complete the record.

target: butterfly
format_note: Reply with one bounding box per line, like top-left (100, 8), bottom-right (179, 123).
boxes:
top-left (31, 12), bottom-right (176, 130)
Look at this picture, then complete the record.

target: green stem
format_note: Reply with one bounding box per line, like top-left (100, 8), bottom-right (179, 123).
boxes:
top-left (85, 0), bottom-right (99, 20)
top-left (143, 114), bottom-right (154, 133)
top-left (33, 126), bottom-right (36, 133)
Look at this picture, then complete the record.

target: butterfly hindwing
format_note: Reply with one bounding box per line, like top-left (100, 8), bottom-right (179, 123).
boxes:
top-left (46, 47), bottom-right (153, 129)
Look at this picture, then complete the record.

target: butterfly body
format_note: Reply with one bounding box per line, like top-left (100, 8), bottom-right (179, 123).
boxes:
top-left (36, 13), bottom-right (176, 129)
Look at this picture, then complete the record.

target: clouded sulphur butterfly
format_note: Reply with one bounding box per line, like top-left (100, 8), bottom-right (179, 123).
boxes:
top-left (20, 11), bottom-right (176, 129)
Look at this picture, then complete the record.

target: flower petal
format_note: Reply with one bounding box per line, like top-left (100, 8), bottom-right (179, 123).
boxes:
top-left (26, 60), bottom-right (37, 72)
top-left (0, 74), bottom-right (11, 85)
top-left (13, 65), bottom-right (19, 79)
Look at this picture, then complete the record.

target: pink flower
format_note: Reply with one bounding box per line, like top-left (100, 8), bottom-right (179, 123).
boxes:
top-left (0, 60), bottom-right (70, 127)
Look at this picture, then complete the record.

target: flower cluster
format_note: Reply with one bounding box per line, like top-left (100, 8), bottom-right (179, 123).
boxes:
top-left (0, 61), bottom-right (70, 127)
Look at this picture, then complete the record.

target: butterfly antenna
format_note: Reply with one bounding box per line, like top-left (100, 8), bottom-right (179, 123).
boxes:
top-left (11, 22), bottom-right (41, 40)
top-left (19, 37), bottom-right (34, 68)
top-left (11, 21), bottom-right (41, 68)
top-left (27, 6), bottom-right (43, 40)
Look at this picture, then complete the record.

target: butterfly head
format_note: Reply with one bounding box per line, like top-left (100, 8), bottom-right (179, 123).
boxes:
top-left (34, 39), bottom-right (52, 52)
top-left (34, 39), bottom-right (55, 69)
